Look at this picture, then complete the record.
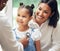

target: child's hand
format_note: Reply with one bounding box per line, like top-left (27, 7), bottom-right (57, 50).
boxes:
top-left (18, 37), bottom-right (29, 48)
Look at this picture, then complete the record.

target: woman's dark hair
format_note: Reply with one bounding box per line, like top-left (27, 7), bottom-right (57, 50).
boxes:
top-left (39, 0), bottom-right (59, 28)
top-left (19, 3), bottom-right (35, 17)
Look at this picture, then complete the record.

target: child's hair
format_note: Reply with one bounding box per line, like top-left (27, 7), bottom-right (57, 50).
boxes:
top-left (19, 2), bottom-right (35, 17)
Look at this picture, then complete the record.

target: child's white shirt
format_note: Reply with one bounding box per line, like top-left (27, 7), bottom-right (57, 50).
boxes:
top-left (15, 28), bottom-right (41, 41)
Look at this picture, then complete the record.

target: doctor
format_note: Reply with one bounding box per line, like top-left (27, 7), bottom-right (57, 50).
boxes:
top-left (0, 0), bottom-right (24, 51)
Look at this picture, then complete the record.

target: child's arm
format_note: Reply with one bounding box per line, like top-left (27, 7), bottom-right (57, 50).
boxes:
top-left (35, 40), bottom-right (41, 51)
top-left (31, 29), bottom-right (41, 51)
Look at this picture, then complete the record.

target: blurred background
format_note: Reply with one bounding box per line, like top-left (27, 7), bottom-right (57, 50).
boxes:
top-left (13, 0), bottom-right (60, 27)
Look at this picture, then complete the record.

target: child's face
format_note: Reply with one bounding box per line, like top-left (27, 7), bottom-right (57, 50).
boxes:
top-left (16, 8), bottom-right (32, 26)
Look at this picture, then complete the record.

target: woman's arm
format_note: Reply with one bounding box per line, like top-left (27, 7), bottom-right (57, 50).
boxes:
top-left (31, 29), bottom-right (41, 51)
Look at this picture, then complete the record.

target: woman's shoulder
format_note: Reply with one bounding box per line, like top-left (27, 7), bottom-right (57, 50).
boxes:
top-left (53, 20), bottom-right (60, 33)
top-left (28, 19), bottom-right (39, 29)
top-left (55, 20), bottom-right (60, 29)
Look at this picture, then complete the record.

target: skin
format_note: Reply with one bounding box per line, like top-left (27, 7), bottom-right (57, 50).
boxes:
top-left (0, 0), bottom-right (8, 11)
top-left (34, 3), bottom-right (52, 26)
top-left (35, 40), bottom-right (41, 51)
top-left (19, 37), bottom-right (29, 48)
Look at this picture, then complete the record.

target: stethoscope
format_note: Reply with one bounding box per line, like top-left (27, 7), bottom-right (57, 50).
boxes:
top-left (14, 28), bottom-right (31, 39)
top-left (26, 32), bottom-right (30, 38)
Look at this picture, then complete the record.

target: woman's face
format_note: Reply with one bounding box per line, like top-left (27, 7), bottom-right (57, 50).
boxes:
top-left (35, 3), bottom-right (52, 25)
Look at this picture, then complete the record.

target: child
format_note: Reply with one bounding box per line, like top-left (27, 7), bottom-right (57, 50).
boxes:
top-left (13, 3), bottom-right (41, 51)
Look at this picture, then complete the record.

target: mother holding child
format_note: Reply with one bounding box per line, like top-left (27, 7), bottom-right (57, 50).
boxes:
top-left (13, 0), bottom-right (60, 51)
top-left (29, 0), bottom-right (60, 51)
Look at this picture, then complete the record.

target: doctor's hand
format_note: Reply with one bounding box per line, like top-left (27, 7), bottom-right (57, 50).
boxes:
top-left (18, 37), bottom-right (29, 48)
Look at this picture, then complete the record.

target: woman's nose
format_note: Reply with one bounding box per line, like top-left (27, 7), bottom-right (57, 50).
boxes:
top-left (39, 11), bottom-right (43, 16)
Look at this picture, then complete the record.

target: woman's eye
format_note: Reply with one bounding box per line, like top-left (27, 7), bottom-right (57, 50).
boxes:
top-left (39, 7), bottom-right (41, 10)
top-left (44, 11), bottom-right (48, 14)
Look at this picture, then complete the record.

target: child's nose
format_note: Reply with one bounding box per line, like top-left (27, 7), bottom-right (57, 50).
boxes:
top-left (19, 17), bottom-right (23, 20)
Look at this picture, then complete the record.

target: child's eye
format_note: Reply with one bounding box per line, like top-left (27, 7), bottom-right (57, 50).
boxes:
top-left (18, 14), bottom-right (20, 16)
top-left (22, 16), bottom-right (26, 18)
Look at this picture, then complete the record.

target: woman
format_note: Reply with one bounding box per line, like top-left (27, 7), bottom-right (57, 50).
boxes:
top-left (29, 0), bottom-right (60, 51)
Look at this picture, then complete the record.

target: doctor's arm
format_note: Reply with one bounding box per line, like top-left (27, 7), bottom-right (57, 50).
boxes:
top-left (0, 20), bottom-right (24, 51)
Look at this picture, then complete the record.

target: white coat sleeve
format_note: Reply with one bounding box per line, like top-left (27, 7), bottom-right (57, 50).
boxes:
top-left (0, 18), bottom-right (24, 51)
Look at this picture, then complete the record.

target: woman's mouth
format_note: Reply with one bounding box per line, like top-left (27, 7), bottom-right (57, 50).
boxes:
top-left (37, 15), bottom-right (44, 19)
